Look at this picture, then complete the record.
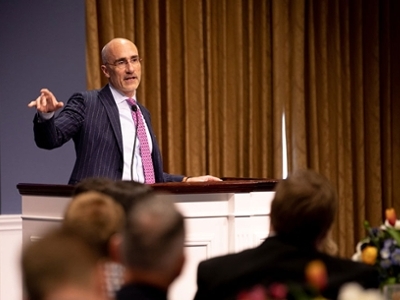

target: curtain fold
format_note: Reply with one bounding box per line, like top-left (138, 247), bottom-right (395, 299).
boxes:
top-left (285, 0), bottom-right (400, 256)
top-left (86, 0), bottom-right (400, 258)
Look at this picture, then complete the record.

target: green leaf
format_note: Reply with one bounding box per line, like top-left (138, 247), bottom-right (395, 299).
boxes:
top-left (382, 277), bottom-right (397, 287)
top-left (386, 227), bottom-right (400, 245)
top-left (364, 221), bottom-right (371, 230)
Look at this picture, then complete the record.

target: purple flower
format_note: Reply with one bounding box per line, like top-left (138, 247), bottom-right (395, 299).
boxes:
top-left (384, 239), bottom-right (394, 249)
top-left (380, 259), bottom-right (392, 269)
top-left (390, 248), bottom-right (400, 265)
top-left (381, 247), bottom-right (391, 260)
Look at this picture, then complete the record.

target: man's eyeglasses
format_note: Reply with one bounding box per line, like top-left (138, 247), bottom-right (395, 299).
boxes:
top-left (105, 56), bottom-right (142, 69)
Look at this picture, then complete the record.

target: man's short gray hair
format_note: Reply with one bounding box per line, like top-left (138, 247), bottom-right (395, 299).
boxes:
top-left (101, 44), bottom-right (108, 64)
top-left (121, 192), bottom-right (185, 272)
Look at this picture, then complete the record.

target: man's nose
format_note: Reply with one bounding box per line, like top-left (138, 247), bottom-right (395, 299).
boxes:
top-left (126, 63), bottom-right (135, 73)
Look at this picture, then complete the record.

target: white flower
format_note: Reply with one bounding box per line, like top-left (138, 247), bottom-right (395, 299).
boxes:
top-left (383, 219), bottom-right (400, 230)
top-left (338, 283), bottom-right (384, 300)
top-left (352, 251), bottom-right (362, 262)
top-left (352, 239), bottom-right (370, 262)
top-left (380, 247), bottom-right (390, 259)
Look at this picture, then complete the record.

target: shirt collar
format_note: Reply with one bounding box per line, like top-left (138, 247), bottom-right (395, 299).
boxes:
top-left (109, 84), bottom-right (137, 105)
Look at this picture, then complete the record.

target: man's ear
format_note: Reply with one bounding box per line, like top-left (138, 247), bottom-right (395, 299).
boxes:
top-left (101, 65), bottom-right (110, 78)
top-left (109, 233), bottom-right (123, 263)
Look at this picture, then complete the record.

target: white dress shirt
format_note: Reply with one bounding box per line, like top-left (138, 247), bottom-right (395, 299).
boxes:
top-left (109, 85), bottom-right (153, 182)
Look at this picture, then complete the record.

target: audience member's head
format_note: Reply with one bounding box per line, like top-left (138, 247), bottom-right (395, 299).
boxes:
top-left (63, 191), bottom-right (125, 257)
top-left (72, 177), bottom-right (116, 196)
top-left (118, 192), bottom-right (185, 291)
top-left (270, 169), bottom-right (337, 247)
top-left (73, 178), bottom-right (153, 214)
top-left (21, 228), bottom-right (107, 300)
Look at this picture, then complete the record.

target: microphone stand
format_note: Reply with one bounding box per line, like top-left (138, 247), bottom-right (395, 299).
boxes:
top-left (130, 104), bottom-right (139, 181)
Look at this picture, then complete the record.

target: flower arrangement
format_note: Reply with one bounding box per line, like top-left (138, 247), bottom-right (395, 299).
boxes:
top-left (352, 208), bottom-right (400, 286)
top-left (236, 259), bottom-right (384, 300)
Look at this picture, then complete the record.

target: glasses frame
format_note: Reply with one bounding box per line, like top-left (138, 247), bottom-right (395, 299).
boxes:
top-left (105, 56), bottom-right (143, 69)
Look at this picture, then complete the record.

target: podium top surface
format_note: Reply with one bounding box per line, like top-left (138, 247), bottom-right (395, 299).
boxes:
top-left (17, 178), bottom-right (278, 197)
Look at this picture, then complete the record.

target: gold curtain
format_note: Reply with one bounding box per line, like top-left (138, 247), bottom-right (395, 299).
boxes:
top-left (282, 0), bottom-right (400, 257)
top-left (86, 0), bottom-right (282, 179)
top-left (86, 0), bottom-right (400, 257)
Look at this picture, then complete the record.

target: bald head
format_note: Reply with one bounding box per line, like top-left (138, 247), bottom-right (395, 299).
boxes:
top-left (101, 38), bottom-right (137, 64)
top-left (100, 38), bottom-right (142, 98)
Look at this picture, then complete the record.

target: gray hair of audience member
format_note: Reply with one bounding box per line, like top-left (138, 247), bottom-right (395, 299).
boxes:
top-left (270, 169), bottom-right (338, 245)
top-left (73, 178), bottom-right (153, 214)
top-left (121, 192), bottom-right (185, 273)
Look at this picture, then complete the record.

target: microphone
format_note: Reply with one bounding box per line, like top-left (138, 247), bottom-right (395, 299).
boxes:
top-left (130, 104), bottom-right (139, 181)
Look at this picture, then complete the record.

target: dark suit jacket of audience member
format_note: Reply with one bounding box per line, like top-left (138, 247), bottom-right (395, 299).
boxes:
top-left (33, 84), bottom-right (184, 184)
top-left (116, 283), bottom-right (167, 300)
top-left (194, 235), bottom-right (379, 300)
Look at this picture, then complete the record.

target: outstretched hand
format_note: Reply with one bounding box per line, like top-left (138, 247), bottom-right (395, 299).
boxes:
top-left (185, 175), bottom-right (222, 182)
top-left (28, 88), bottom-right (64, 113)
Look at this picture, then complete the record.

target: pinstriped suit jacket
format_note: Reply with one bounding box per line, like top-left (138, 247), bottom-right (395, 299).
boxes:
top-left (33, 85), bottom-right (184, 184)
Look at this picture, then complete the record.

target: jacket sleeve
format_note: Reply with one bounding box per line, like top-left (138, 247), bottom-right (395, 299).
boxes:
top-left (33, 93), bottom-right (85, 149)
top-left (163, 172), bottom-right (185, 182)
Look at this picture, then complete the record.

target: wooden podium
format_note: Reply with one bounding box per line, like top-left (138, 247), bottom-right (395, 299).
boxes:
top-left (17, 179), bottom-right (277, 300)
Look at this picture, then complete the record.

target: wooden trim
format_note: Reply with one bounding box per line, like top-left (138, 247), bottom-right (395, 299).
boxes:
top-left (17, 178), bottom-right (278, 197)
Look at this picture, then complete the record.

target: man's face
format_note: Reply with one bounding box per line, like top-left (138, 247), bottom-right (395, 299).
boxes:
top-left (101, 40), bottom-right (141, 98)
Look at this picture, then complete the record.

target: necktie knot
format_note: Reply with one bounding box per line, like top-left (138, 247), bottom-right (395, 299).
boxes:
top-left (126, 98), bottom-right (135, 106)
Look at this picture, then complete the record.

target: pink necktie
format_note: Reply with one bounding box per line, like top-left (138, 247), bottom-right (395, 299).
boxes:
top-left (127, 99), bottom-right (155, 184)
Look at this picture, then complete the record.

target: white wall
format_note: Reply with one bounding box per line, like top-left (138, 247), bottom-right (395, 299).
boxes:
top-left (0, 215), bottom-right (22, 300)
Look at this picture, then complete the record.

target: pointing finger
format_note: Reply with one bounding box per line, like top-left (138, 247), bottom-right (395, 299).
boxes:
top-left (28, 100), bottom-right (37, 108)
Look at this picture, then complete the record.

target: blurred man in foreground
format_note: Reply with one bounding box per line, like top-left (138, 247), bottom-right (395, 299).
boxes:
top-left (194, 169), bottom-right (379, 300)
top-left (21, 228), bottom-right (108, 300)
top-left (113, 192), bottom-right (185, 300)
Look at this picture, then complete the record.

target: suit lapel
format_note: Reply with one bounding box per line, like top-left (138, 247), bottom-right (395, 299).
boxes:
top-left (98, 85), bottom-right (123, 154)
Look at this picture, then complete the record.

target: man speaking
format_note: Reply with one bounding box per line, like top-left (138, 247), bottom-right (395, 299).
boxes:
top-left (29, 38), bottom-right (220, 185)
